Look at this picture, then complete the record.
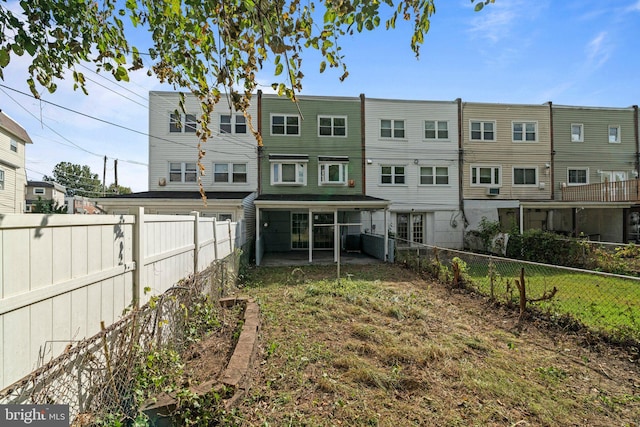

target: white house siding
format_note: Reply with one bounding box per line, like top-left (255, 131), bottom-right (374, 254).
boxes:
top-left (148, 91), bottom-right (259, 193)
top-left (363, 98), bottom-right (462, 248)
top-left (0, 127), bottom-right (28, 214)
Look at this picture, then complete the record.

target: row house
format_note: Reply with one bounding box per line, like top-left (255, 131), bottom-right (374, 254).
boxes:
top-left (0, 110), bottom-right (32, 214)
top-left (99, 91), bottom-right (259, 241)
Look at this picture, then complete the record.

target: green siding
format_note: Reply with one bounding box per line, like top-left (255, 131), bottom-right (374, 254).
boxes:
top-left (260, 95), bottom-right (363, 195)
top-left (552, 106), bottom-right (636, 199)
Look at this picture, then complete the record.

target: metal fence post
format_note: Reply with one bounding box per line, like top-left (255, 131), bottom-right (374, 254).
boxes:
top-left (133, 207), bottom-right (145, 308)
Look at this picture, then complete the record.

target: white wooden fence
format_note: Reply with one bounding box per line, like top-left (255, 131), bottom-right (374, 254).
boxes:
top-left (0, 207), bottom-right (245, 390)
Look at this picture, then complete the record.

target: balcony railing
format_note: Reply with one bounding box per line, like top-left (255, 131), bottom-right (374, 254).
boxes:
top-left (561, 179), bottom-right (640, 202)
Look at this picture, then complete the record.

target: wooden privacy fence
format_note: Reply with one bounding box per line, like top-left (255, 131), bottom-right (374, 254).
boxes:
top-left (0, 207), bottom-right (245, 390)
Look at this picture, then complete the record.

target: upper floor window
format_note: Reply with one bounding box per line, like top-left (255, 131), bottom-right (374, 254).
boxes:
top-left (424, 121), bottom-right (449, 140)
top-left (271, 114), bottom-right (300, 135)
top-left (318, 116), bottom-right (347, 137)
top-left (512, 122), bottom-right (537, 142)
top-left (272, 162), bottom-right (306, 185)
top-left (33, 188), bottom-right (45, 195)
top-left (10, 139), bottom-right (17, 152)
top-left (0, 169), bottom-right (5, 190)
top-left (608, 125), bottom-right (620, 143)
top-left (513, 167), bottom-right (537, 185)
top-left (380, 119), bottom-right (405, 139)
top-left (169, 162), bottom-right (198, 182)
top-left (571, 123), bottom-right (583, 142)
top-left (319, 156), bottom-right (348, 185)
top-left (420, 166), bottom-right (449, 185)
top-left (169, 112), bottom-right (197, 133)
top-left (568, 168), bottom-right (588, 185)
top-left (470, 121), bottom-right (495, 141)
top-left (381, 165), bottom-right (406, 185)
top-left (220, 114), bottom-right (247, 134)
top-left (214, 163), bottom-right (247, 183)
top-left (471, 165), bottom-right (501, 186)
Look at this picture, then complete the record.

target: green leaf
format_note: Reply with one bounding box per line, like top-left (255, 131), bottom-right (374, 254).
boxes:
top-left (275, 62), bottom-right (284, 76)
top-left (0, 49), bottom-right (10, 67)
top-left (475, 3), bottom-right (484, 11)
top-left (319, 61), bottom-right (326, 73)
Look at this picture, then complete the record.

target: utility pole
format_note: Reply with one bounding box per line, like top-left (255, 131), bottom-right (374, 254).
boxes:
top-left (114, 159), bottom-right (119, 194)
top-left (102, 155), bottom-right (107, 196)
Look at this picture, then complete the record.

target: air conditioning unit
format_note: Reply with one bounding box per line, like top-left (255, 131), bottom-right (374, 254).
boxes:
top-left (538, 182), bottom-right (546, 190)
top-left (486, 187), bottom-right (500, 196)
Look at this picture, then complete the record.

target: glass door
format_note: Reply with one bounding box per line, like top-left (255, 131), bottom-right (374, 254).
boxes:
top-left (313, 213), bottom-right (334, 250)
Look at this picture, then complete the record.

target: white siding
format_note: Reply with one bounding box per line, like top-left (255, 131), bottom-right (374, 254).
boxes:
top-left (0, 126), bottom-right (28, 214)
top-left (364, 98), bottom-right (463, 248)
top-left (148, 92), bottom-right (259, 192)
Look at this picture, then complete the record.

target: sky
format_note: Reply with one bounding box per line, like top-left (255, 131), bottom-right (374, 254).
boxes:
top-left (2, 0), bottom-right (640, 193)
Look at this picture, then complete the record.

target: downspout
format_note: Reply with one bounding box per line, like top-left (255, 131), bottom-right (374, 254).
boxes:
top-left (634, 105), bottom-right (639, 187)
top-left (257, 90), bottom-right (263, 195)
top-left (360, 93), bottom-right (366, 195)
top-left (457, 98), bottom-right (464, 212)
top-left (548, 101), bottom-right (555, 200)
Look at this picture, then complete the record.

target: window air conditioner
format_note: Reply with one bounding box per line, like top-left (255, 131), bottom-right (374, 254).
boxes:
top-left (486, 187), bottom-right (500, 196)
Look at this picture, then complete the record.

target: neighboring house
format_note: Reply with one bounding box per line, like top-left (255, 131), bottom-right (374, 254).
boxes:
top-left (25, 180), bottom-right (66, 212)
top-left (363, 97), bottom-right (463, 249)
top-left (254, 93), bottom-right (389, 265)
top-left (0, 110), bottom-right (32, 214)
top-left (97, 91), bottom-right (259, 242)
top-left (527, 104), bottom-right (638, 242)
top-left (461, 102), bottom-right (552, 233)
top-left (66, 195), bottom-right (103, 214)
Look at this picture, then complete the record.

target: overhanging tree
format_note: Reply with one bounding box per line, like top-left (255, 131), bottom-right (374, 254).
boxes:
top-left (1, 0), bottom-right (492, 194)
top-left (43, 161), bottom-right (103, 197)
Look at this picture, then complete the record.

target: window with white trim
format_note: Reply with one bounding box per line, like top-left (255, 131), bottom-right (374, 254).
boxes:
top-left (471, 165), bottom-right (501, 186)
top-left (169, 112), bottom-right (197, 133)
top-left (380, 119), bottom-right (405, 139)
top-left (10, 139), bottom-right (17, 153)
top-left (319, 162), bottom-right (348, 185)
top-left (218, 213), bottom-right (233, 221)
top-left (568, 168), bottom-right (588, 185)
top-left (424, 121), bottom-right (449, 140)
top-left (271, 114), bottom-right (300, 135)
top-left (420, 166), bottom-right (449, 185)
top-left (470, 121), bottom-right (495, 141)
top-left (512, 122), bottom-right (537, 142)
top-left (608, 125), bottom-right (620, 143)
top-left (571, 123), bottom-right (583, 142)
top-left (271, 162), bottom-right (307, 185)
top-left (381, 166), bottom-right (405, 185)
top-left (318, 116), bottom-right (347, 137)
top-left (33, 187), bottom-right (45, 195)
top-left (169, 162), bottom-right (198, 182)
top-left (213, 163), bottom-right (247, 183)
top-left (0, 169), bottom-right (4, 190)
top-left (513, 167), bottom-right (537, 185)
top-left (396, 213), bottom-right (425, 246)
top-left (220, 114), bottom-right (247, 134)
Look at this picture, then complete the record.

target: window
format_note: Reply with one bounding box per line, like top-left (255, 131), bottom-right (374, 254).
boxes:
top-left (381, 166), bottom-right (405, 185)
top-left (512, 122), bottom-right (537, 142)
top-left (470, 121), bottom-right (495, 141)
top-left (571, 124), bottom-right (583, 142)
top-left (271, 114), bottom-right (300, 135)
top-left (220, 114), bottom-right (247, 134)
top-left (608, 125), bottom-right (620, 143)
top-left (380, 119), bottom-right (405, 139)
top-left (513, 167), bottom-right (537, 185)
top-left (420, 166), bottom-right (449, 185)
top-left (33, 188), bottom-right (45, 195)
top-left (10, 139), bottom-right (17, 153)
top-left (169, 162), bottom-right (198, 182)
top-left (271, 162), bottom-right (307, 185)
top-left (0, 169), bottom-right (4, 190)
top-left (169, 112), bottom-right (197, 133)
top-left (424, 121), bottom-right (449, 140)
top-left (218, 213), bottom-right (233, 222)
top-left (471, 165), bottom-right (501, 186)
top-left (213, 163), bottom-right (247, 183)
top-left (318, 116), bottom-right (347, 137)
top-left (568, 168), bottom-right (588, 185)
top-left (319, 163), bottom-right (348, 185)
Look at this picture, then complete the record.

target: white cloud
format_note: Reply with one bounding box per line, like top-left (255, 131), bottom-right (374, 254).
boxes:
top-left (586, 31), bottom-right (611, 68)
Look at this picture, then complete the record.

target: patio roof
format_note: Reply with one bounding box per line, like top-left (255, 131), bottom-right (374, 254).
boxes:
top-left (255, 193), bottom-right (389, 209)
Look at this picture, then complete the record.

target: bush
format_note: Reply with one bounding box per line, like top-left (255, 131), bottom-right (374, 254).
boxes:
top-left (506, 229), bottom-right (588, 267)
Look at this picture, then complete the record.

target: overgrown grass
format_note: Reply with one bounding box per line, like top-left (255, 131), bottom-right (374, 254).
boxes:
top-left (231, 264), bottom-right (640, 426)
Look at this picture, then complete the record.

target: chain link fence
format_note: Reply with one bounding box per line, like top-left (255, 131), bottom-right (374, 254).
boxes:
top-left (0, 251), bottom-right (244, 425)
top-left (396, 242), bottom-right (640, 348)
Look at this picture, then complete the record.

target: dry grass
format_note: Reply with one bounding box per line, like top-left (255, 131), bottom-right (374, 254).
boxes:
top-left (231, 263), bottom-right (639, 426)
